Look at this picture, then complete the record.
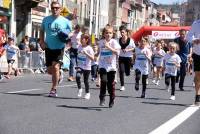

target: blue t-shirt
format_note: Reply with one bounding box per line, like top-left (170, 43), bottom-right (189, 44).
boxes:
top-left (174, 37), bottom-right (192, 63)
top-left (41, 15), bottom-right (72, 50)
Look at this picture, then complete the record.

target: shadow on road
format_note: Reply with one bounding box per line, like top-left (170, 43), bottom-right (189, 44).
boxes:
top-left (142, 101), bottom-right (190, 107)
top-left (57, 104), bottom-right (108, 111)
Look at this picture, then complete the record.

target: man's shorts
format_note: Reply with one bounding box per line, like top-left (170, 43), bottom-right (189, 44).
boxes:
top-left (192, 53), bottom-right (200, 71)
top-left (45, 48), bottom-right (64, 67)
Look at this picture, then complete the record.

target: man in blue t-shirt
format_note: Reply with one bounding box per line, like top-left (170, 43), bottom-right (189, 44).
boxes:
top-left (39, 1), bottom-right (72, 97)
top-left (174, 29), bottom-right (192, 91)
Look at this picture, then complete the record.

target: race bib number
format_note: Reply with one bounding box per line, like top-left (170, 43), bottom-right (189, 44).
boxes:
top-left (100, 48), bottom-right (112, 65)
top-left (166, 62), bottom-right (176, 75)
top-left (77, 53), bottom-right (87, 66)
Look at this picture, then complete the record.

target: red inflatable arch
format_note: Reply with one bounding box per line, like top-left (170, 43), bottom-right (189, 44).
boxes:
top-left (132, 26), bottom-right (191, 43)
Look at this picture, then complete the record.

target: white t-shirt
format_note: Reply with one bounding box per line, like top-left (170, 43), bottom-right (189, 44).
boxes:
top-left (119, 38), bottom-right (135, 57)
top-left (98, 39), bottom-right (121, 72)
top-left (71, 31), bottom-right (82, 49)
top-left (153, 48), bottom-right (166, 67)
top-left (77, 45), bottom-right (94, 70)
top-left (134, 47), bottom-right (151, 75)
top-left (4, 44), bottom-right (18, 60)
top-left (164, 53), bottom-right (182, 76)
top-left (186, 19), bottom-right (200, 55)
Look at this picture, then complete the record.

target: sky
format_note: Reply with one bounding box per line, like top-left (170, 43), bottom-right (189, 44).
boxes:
top-left (151, 0), bottom-right (187, 5)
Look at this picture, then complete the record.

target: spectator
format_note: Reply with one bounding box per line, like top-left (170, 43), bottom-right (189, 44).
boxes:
top-left (186, 19), bottom-right (200, 106)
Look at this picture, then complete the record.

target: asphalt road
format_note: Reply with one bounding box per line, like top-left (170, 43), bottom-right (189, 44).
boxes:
top-left (0, 71), bottom-right (199, 134)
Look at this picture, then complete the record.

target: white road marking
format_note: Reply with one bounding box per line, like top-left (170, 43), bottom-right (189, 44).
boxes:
top-left (149, 105), bottom-right (200, 134)
top-left (7, 89), bottom-right (43, 94)
top-left (5, 84), bottom-right (77, 94)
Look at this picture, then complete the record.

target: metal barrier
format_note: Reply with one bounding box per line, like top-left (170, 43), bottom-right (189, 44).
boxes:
top-left (1, 50), bottom-right (70, 73)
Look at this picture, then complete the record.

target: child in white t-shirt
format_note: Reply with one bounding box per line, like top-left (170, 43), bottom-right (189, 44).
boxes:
top-left (163, 42), bottom-right (181, 100)
top-left (98, 25), bottom-right (121, 108)
top-left (134, 37), bottom-right (151, 98)
top-left (4, 36), bottom-right (19, 79)
top-left (76, 34), bottom-right (94, 100)
top-left (152, 40), bottom-right (166, 85)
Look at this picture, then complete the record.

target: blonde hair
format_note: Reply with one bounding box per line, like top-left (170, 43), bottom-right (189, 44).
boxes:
top-left (168, 42), bottom-right (178, 50)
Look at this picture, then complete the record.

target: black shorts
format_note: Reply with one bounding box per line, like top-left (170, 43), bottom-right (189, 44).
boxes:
top-left (45, 48), bottom-right (64, 67)
top-left (7, 59), bottom-right (15, 64)
top-left (192, 53), bottom-right (200, 71)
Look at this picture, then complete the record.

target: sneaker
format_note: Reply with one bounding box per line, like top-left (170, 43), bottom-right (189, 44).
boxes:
top-left (84, 93), bottom-right (90, 100)
top-left (99, 99), bottom-right (105, 106)
top-left (120, 86), bottom-right (125, 91)
top-left (91, 77), bottom-right (95, 81)
top-left (180, 88), bottom-right (184, 91)
top-left (141, 92), bottom-right (145, 98)
top-left (77, 88), bottom-right (82, 98)
top-left (155, 80), bottom-right (159, 85)
top-left (48, 89), bottom-right (57, 97)
top-left (194, 95), bottom-right (200, 106)
top-left (170, 95), bottom-right (175, 100)
top-left (152, 79), bottom-right (156, 84)
top-left (58, 69), bottom-right (64, 84)
top-left (135, 83), bottom-right (139, 91)
top-left (109, 99), bottom-right (114, 108)
top-left (0, 74), bottom-right (4, 81)
top-left (165, 85), bottom-right (170, 92)
top-left (146, 79), bottom-right (149, 85)
top-left (14, 70), bottom-right (18, 76)
top-left (192, 82), bottom-right (195, 87)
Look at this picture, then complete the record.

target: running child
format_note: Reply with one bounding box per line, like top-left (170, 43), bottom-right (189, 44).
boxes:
top-left (98, 25), bottom-right (121, 108)
top-left (163, 42), bottom-right (181, 100)
top-left (152, 40), bottom-right (166, 85)
top-left (134, 37), bottom-right (152, 98)
top-left (76, 34), bottom-right (94, 100)
top-left (4, 35), bottom-right (19, 79)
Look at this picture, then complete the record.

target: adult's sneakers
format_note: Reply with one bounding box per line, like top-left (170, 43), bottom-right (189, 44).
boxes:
top-left (0, 74), bottom-right (4, 81)
top-left (194, 95), bottom-right (200, 106)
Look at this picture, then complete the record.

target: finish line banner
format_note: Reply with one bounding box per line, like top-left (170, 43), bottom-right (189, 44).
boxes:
top-left (152, 31), bottom-right (179, 39)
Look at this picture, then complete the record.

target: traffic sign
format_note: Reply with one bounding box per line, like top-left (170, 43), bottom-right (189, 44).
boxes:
top-left (60, 7), bottom-right (70, 17)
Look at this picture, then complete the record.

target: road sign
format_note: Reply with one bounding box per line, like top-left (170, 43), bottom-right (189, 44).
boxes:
top-left (60, 7), bottom-right (70, 17)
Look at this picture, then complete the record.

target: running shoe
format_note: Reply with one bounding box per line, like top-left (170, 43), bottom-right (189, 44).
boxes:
top-left (77, 88), bottom-right (82, 98)
top-left (155, 80), bottom-right (159, 85)
top-left (135, 83), bottom-right (139, 91)
top-left (165, 85), bottom-right (170, 92)
top-left (152, 79), bottom-right (156, 84)
top-left (48, 89), bottom-right (57, 97)
top-left (0, 74), bottom-right (4, 81)
top-left (170, 95), bottom-right (175, 100)
top-left (99, 99), bottom-right (105, 106)
top-left (120, 86), bottom-right (125, 91)
top-left (84, 93), bottom-right (90, 100)
top-left (14, 70), bottom-right (18, 76)
top-left (109, 99), bottom-right (114, 108)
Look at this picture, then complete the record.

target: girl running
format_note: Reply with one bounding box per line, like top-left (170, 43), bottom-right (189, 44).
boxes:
top-left (152, 40), bottom-right (166, 85)
top-left (163, 42), bottom-right (181, 100)
top-left (118, 25), bottom-right (135, 91)
top-left (76, 34), bottom-right (94, 100)
top-left (134, 37), bottom-right (151, 98)
top-left (98, 25), bottom-right (121, 108)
